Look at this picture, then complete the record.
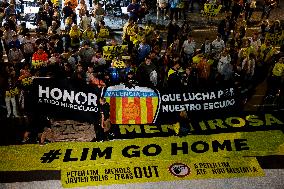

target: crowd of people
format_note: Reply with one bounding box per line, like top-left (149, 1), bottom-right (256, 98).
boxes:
top-left (0, 0), bottom-right (283, 143)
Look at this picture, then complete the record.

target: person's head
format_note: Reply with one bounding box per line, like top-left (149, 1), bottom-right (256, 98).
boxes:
top-left (99, 20), bottom-right (105, 27)
top-left (52, 20), bottom-right (57, 26)
top-left (76, 64), bottom-right (83, 72)
top-left (132, 0), bottom-right (137, 3)
top-left (216, 34), bottom-right (221, 41)
top-left (185, 66), bottom-right (191, 75)
top-left (87, 65), bottom-right (93, 73)
top-left (9, 4), bottom-right (15, 9)
top-left (96, 51), bottom-right (102, 58)
top-left (279, 57), bottom-right (284, 63)
top-left (12, 34), bottom-right (18, 40)
top-left (127, 70), bottom-right (134, 79)
top-left (100, 97), bottom-right (106, 104)
top-left (173, 60), bottom-right (180, 70)
top-left (145, 56), bottom-right (152, 65)
top-left (204, 38), bottom-right (210, 44)
top-left (84, 40), bottom-right (90, 47)
top-left (38, 44), bottom-right (44, 52)
top-left (187, 35), bottom-right (193, 41)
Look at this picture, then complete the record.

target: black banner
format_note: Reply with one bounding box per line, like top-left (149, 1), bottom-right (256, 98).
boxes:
top-left (156, 86), bottom-right (237, 124)
top-left (30, 78), bottom-right (101, 123)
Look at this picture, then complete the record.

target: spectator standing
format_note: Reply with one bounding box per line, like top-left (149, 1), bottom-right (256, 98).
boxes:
top-left (182, 35), bottom-right (196, 66)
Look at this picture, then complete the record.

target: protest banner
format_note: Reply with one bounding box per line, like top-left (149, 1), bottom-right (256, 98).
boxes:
top-left (202, 3), bottom-right (222, 17)
top-left (0, 130), bottom-right (283, 172)
top-left (102, 45), bottom-right (128, 61)
top-left (30, 77), bottom-right (101, 123)
top-left (115, 112), bottom-right (284, 139)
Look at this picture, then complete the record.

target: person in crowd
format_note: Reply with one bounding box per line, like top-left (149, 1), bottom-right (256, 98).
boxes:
top-left (261, 0), bottom-right (277, 19)
top-left (4, 66), bottom-right (19, 118)
top-left (267, 57), bottom-right (284, 96)
top-left (8, 44), bottom-right (24, 71)
top-left (36, 20), bottom-right (48, 34)
top-left (82, 24), bottom-right (95, 44)
top-left (169, 0), bottom-right (180, 21)
top-left (78, 40), bottom-right (95, 68)
top-left (80, 11), bottom-right (92, 31)
top-left (4, 4), bottom-right (16, 21)
top-left (137, 38), bottom-right (151, 64)
top-left (77, 0), bottom-right (87, 18)
top-left (8, 34), bottom-right (21, 50)
top-left (63, 1), bottom-right (74, 22)
top-left (136, 55), bottom-right (158, 88)
top-left (244, 0), bottom-right (256, 21)
top-left (127, 0), bottom-right (141, 22)
top-left (241, 53), bottom-right (256, 85)
top-left (18, 22), bottom-right (30, 39)
top-left (212, 34), bottom-right (225, 55)
top-left (31, 45), bottom-right (49, 70)
top-left (99, 97), bottom-right (111, 141)
top-left (69, 24), bottom-right (81, 49)
top-left (48, 20), bottom-right (60, 35)
top-left (231, 0), bottom-right (244, 21)
top-left (157, 0), bottom-right (169, 20)
top-left (181, 34), bottom-right (196, 66)
top-left (92, 3), bottom-right (105, 31)
top-left (21, 33), bottom-right (35, 65)
top-left (201, 38), bottom-right (213, 55)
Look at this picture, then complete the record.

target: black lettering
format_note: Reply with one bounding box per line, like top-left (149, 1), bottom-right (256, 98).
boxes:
top-left (80, 148), bottom-right (89, 161)
top-left (212, 140), bottom-right (232, 152)
top-left (63, 149), bottom-right (78, 162)
top-left (122, 145), bottom-right (140, 158)
top-left (171, 142), bottom-right (188, 155)
top-left (152, 166), bottom-right (159, 177)
top-left (143, 166), bottom-right (152, 178)
top-left (191, 141), bottom-right (209, 153)
top-left (90, 147), bottom-right (113, 160)
top-left (234, 139), bottom-right (249, 151)
top-left (134, 167), bottom-right (142, 178)
top-left (143, 144), bottom-right (162, 156)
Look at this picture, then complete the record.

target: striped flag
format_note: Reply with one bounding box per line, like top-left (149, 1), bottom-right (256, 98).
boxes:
top-left (104, 85), bottom-right (160, 124)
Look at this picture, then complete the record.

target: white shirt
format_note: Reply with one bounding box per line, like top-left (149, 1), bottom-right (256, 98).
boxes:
top-left (218, 55), bottom-right (231, 74)
top-left (182, 39), bottom-right (196, 55)
top-left (212, 39), bottom-right (225, 53)
top-left (242, 58), bottom-right (255, 77)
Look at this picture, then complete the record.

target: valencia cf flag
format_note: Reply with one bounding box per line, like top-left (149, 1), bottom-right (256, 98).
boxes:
top-left (104, 84), bottom-right (160, 124)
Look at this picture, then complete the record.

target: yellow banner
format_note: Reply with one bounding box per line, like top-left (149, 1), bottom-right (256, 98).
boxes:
top-left (265, 31), bottom-right (284, 46)
top-left (112, 60), bottom-right (126, 69)
top-left (0, 131), bottom-right (283, 171)
top-left (202, 4), bottom-right (222, 17)
top-left (102, 45), bottom-right (128, 60)
top-left (61, 157), bottom-right (264, 188)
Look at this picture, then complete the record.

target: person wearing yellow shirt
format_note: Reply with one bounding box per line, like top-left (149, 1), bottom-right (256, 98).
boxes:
top-left (69, 24), bottom-right (81, 49)
top-left (82, 25), bottom-right (95, 44)
top-left (267, 57), bottom-right (284, 97)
